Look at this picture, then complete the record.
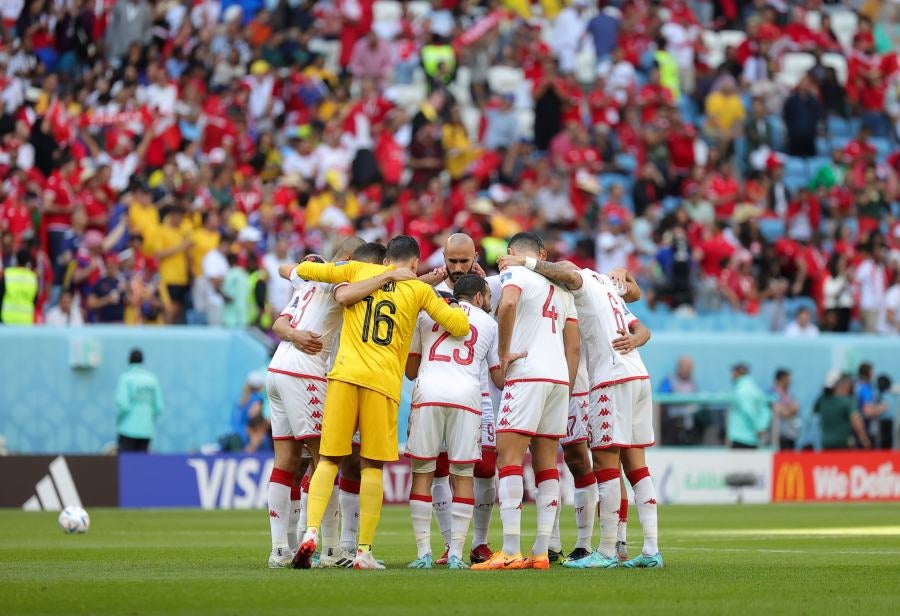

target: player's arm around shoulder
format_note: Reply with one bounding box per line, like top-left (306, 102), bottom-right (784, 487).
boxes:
top-left (419, 282), bottom-right (469, 337)
top-left (497, 256), bottom-right (584, 290)
top-left (334, 265), bottom-right (415, 307)
top-left (294, 259), bottom-right (361, 285)
top-left (406, 313), bottom-right (425, 380)
top-left (607, 267), bottom-right (642, 302)
top-left (562, 293), bottom-right (580, 391)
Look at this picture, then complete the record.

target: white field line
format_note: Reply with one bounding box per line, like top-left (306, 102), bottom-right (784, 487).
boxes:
top-left (666, 546), bottom-right (900, 555)
top-left (687, 526), bottom-right (900, 537)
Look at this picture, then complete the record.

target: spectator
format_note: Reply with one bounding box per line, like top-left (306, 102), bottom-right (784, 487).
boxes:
top-left (883, 259), bottom-right (900, 334)
top-left (871, 375), bottom-right (895, 450)
top-left (705, 75), bottom-right (745, 152)
top-left (105, 0), bottom-right (152, 62)
top-left (782, 76), bottom-right (822, 158)
top-left (854, 241), bottom-right (887, 333)
top-left (150, 207), bottom-right (192, 325)
top-left (814, 372), bottom-right (870, 449)
top-left (658, 356), bottom-right (700, 445)
top-left (222, 371), bottom-right (267, 451)
top-left (245, 413), bottom-right (273, 454)
top-left (855, 362), bottom-right (889, 447)
top-left (44, 290), bottom-right (83, 326)
top-left (222, 250), bottom-right (249, 329)
top-left (770, 369), bottom-right (800, 450)
top-left (86, 253), bottom-right (127, 324)
top-left (587, 5), bottom-right (618, 65)
top-left (348, 30), bottom-right (393, 89)
top-left (822, 254), bottom-right (853, 332)
top-left (196, 234), bottom-right (233, 327)
top-left (0, 248), bottom-right (37, 325)
top-left (727, 363), bottom-right (771, 449)
top-left (483, 94), bottom-right (518, 152)
top-left (263, 238), bottom-right (294, 317)
top-left (115, 348), bottom-right (163, 453)
top-left (550, 0), bottom-right (590, 74)
top-left (784, 306), bottom-right (819, 337)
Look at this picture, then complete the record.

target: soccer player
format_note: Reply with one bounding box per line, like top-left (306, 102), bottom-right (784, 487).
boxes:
top-left (265, 236), bottom-right (365, 568)
top-left (432, 233), bottom-right (502, 564)
top-left (472, 232), bottom-right (580, 571)
top-left (404, 274), bottom-right (507, 569)
top-left (498, 255), bottom-right (662, 569)
top-left (293, 235), bottom-right (470, 569)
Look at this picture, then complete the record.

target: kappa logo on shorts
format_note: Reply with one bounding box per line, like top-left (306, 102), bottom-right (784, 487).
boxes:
top-left (501, 405), bottom-right (511, 414)
top-left (599, 408), bottom-right (611, 416)
top-left (600, 435), bottom-right (612, 443)
top-left (311, 410), bottom-right (323, 419)
top-left (579, 400), bottom-right (588, 409)
top-left (314, 423), bottom-right (322, 432)
top-left (598, 394), bottom-right (610, 403)
top-left (499, 418), bottom-right (510, 427)
top-left (600, 422), bottom-right (610, 430)
top-left (309, 397), bottom-right (322, 406)
top-left (306, 384), bottom-right (318, 392)
top-left (504, 392), bottom-right (514, 400)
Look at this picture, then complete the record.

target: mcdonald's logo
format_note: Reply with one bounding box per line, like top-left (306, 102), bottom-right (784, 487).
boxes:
top-left (774, 462), bottom-right (805, 501)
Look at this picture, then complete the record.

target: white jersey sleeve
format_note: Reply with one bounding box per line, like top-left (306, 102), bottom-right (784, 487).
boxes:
top-left (499, 266), bottom-right (573, 384)
top-left (410, 301), bottom-right (498, 413)
top-left (268, 280), bottom-right (344, 378)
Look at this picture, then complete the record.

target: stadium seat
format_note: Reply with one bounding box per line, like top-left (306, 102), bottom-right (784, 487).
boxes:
top-left (815, 138), bottom-right (830, 157)
top-left (487, 66), bottom-right (524, 96)
top-left (449, 66), bottom-right (472, 106)
top-left (870, 137), bottom-right (891, 162)
top-left (373, 0), bottom-right (402, 23)
top-left (778, 52), bottom-right (816, 88)
top-left (384, 84), bottom-right (425, 113)
top-left (575, 46), bottom-right (598, 84)
top-left (783, 156), bottom-right (807, 178)
top-left (460, 107), bottom-right (481, 141)
top-left (615, 153), bottom-right (637, 174)
top-left (515, 109), bottom-right (534, 137)
top-left (821, 53), bottom-right (848, 85)
top-left (804, 10), bottom-right (822, 31)
top-left (828, 10), bottom-right (858, 49)
top-left (767, 116), bottom-right (786, 151)
top-left (718, 30), bottom-right (748, 51)
top-left (406, 1), bottom-right (432, 19)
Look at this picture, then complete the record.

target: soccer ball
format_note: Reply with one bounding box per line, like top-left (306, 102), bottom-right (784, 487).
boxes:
top-left (58, 506), bottom-right (90, 534)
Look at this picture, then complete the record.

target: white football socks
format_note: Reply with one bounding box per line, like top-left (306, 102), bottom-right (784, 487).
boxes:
top-left (431, 475), bottom-right (453, 549)
top-left (596, 469), bottom-right (621, 558)
top-left (472, 476), bottom-right (495, 547)
top-left (267, 469), bottom-right (292, 549)
top-left (498, 467), bottom-right (524, 555)
top-left (449, 497), bottom-right (474, 560)
top-left (288, 484), bottom-right (301, 553)
top-left (533, 471), bottom-right (560, 556)
top-left (339, 479), bottom-right (361, 553)
top-left (410, 494), bottom-right (433, 558)
top-left (321, 485), bottom-right (340, 551)
top-left (573, 476), bottom-right (599, 550)
top-left (628, 468), bottom-right (659, 556)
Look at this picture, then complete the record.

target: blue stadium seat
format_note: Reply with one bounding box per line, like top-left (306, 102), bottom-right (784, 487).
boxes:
top-left (870, 137), bottom-right (891, 162)
top-left (767, 116), bottom-right (786, 151)
top-left (758, 218), bottom-right (785, 242)
top-left (784, 175), bottom-right (808, 193)
top-left (815, 138), bottom-right (830, 157)
top-left (784, 156), bottom-right (807, 177)
top-left (826, 115), bottom-right (856, 139)
top-left (615, 153), bottom-right (638, 174)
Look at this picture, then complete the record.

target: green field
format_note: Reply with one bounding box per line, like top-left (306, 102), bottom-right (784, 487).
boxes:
top-left (2, 504), bottom-right (899, 615)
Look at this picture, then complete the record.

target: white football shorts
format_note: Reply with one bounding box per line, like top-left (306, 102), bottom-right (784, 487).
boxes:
top-left (496, 380), bottom-right (568, 439)
top-left (589, 378), bottom-right (655, 449)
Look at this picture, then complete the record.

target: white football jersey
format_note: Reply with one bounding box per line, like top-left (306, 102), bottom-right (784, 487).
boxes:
top-left (269, 280), bottom-right (344, 377)
top-left (499, 265), bottom-right (577, 384)
top-left (573, 356), bottom-right (590, 395)
top-left (410, 301), bottom-right (500, 413)
top-left (572, 269), bottom-right (648, 387)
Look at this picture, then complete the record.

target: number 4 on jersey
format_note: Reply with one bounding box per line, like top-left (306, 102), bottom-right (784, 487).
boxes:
top-left (542, 287), bottom-right (559, 333)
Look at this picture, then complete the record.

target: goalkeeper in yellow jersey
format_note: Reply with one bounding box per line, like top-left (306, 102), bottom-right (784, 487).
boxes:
top-left (292, 235), bottom-right (470, 569)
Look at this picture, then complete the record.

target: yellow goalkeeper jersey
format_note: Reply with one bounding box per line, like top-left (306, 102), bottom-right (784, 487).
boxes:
top-left (295, 260), bottom-right (470, 402)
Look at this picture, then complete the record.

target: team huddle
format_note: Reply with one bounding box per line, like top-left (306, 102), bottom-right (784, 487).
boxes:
top-left (263, 230), bottom-right (663, 571)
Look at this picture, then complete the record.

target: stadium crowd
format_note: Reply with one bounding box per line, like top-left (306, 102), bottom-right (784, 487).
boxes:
top-left (0, 0), bottom-right (898, 334)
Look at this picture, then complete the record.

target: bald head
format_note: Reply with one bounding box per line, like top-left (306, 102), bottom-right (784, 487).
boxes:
top-left (444, 233), bottom-right (477, 285)
top-left (331, 236), bottom-right (366, 262)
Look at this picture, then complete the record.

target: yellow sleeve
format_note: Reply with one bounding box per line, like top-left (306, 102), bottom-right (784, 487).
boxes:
top-left (420, 284), bottom-right (469, 337)
top-left (295, 260), bottom-right (362, 284)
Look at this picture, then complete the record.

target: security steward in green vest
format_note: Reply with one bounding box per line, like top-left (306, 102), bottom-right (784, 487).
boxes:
top-left (0, 249), bottom-right (38, 325)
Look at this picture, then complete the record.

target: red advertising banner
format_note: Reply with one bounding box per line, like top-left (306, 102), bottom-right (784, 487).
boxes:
top-left (772, 451), bottom-right (900, 502)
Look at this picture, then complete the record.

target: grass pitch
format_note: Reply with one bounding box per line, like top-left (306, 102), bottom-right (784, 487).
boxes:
top-left (2, 503), bottom-right (899, 615)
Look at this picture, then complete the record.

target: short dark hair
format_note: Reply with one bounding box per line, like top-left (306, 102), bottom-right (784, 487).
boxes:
top-left (508, 231), bottom-right (544, 254)
top-left (352, 242), bottom-right (387, 264)
top-left (385, 235), bottom-right (420, 262)
top-left (129, 348), bottom-right (143, 364)
top-left (15, 249), bottom-right (31, 268)
top-left (454, 274), bottom-right (488, 302)
top-left (775, 369), bottom-right (790, 382)
top-left (859, 362), bottom-right (873, 379)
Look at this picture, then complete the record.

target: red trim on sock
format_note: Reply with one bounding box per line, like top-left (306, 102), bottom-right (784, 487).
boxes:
top-left (410, 493), bottom-right (432, 503)
top-left (626, 466), bottom-right (651, 486)
top-left (300, 475), bottom-right (310, 492)
top-left (619, 498), bottom-right (628, 522)
top-left (339, 477), bottom-right (361, 494)
top-left (534, 468), bottom-right (560, 484)
top-left (270, 467), bottom-right (294, 487)
top-left (574, 473), bottom-right (597, 489)
top-left (452, 496), bottom-right (476, 505)
top-left (435, 452), bottom-right (450, 478)
top-left (595, 468), bottom-right (621, 483)
top-left (498, 465), bottom-right (523, 479)
top-left (290, 486), bottom-right (301, 501)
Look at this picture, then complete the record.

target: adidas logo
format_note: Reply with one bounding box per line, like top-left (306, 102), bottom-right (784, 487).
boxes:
top-left (306, 384), bottom-right (318, 392)
top-left (309, 397), bottom-right (322, 405)
top-left (269, 509), bottom-right (280, 519)
top-left (22, 456), bottom-right (82, 512)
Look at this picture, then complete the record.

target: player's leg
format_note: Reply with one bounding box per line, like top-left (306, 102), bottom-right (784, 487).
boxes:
top-left (408, 463), bottom-right (436, 568)
top-left (445, 407), bottom-right (480, 569)
top-left (621, 380), bottom-right (662, 568)
top-left (304, 438), bottom-right (345, 567)
top-left (265, 372), bottom-right (302, 567)
top-left (338, 446), bottom-right (362, 553)
top-left (620, 448), bottom-right (662, 568)
top-left (617, 471), bottom-right (629, 561)
top-left (295, 381), bottom-right (357, 569)
top-left (591, 447), bottom-right (622, 567)
top-left (431, 452), bottom-right (452, 564)
top-left (471, 431), bottom-right (529, 569)
top-left (352, 387), bottom-right (400, 569)
top-left (563, 440), bottom-right (598, 563)
top-left (290, 455), bottom-right (311, 553)
top-left (528, 435), bottom-right (561, 569)
top-left (470, 445), bottom-right (496, 563)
